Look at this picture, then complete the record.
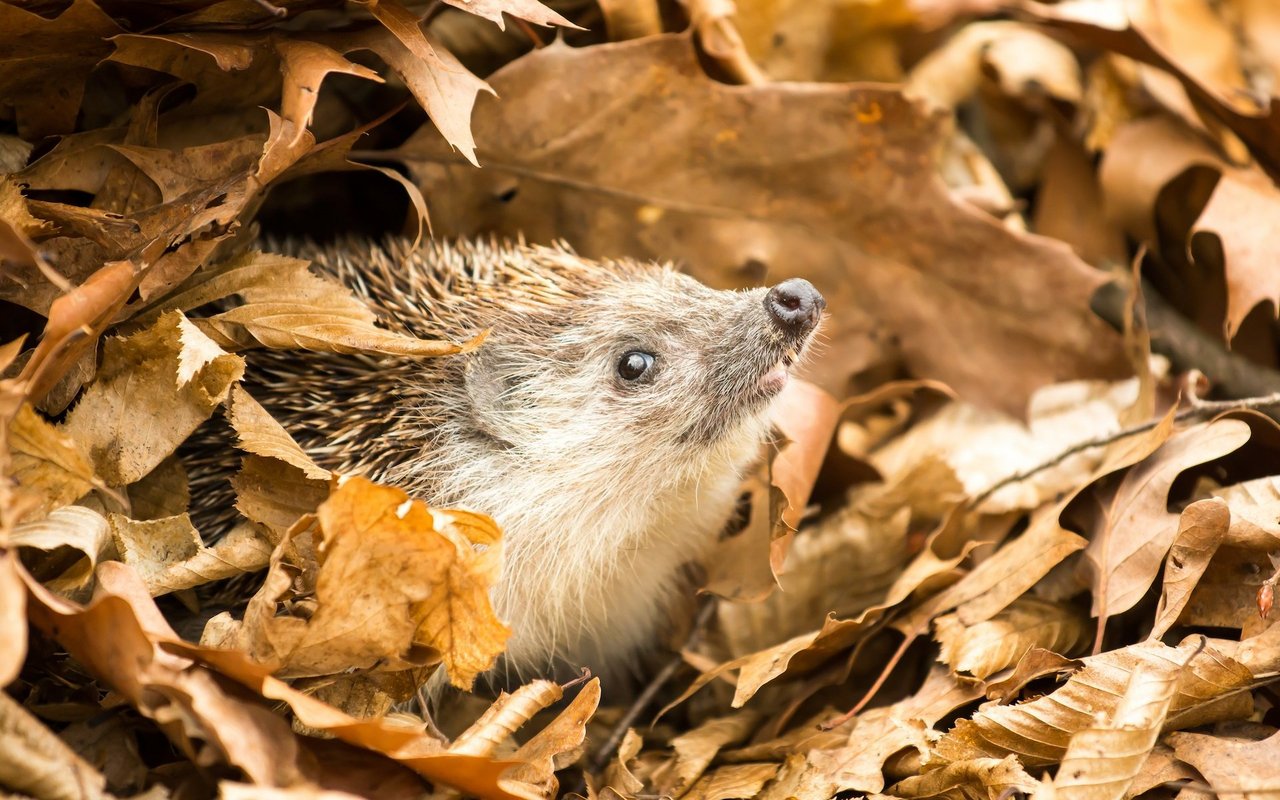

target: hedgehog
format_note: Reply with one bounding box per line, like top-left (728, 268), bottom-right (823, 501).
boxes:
top-left (203, 236), bottom-right (826, 688)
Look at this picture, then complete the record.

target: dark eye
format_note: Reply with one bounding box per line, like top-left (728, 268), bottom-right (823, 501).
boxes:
top-left (617, 351), bottom-right (655, 381)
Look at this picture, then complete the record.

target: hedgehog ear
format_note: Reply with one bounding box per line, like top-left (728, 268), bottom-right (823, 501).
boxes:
top-left (463, 348), bottom-right (518, 444)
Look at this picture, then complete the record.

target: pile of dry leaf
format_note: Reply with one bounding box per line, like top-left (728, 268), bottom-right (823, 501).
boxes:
top-left (4, 0), bottom-right (1280, 798)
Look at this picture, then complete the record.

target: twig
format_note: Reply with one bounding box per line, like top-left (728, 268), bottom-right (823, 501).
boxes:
top-left (1092, 278), bottom-right (1280, 400)
top-left (969, 391), bottom-right (1280, 509)
top-left (514, 17), bottom-right (546, 48)
top-left (249, 0), bottom-right (288, 18)
top-left (586, 597), bottom-right (718, 776)
top-left (819, 631), bottom-right (914, 730)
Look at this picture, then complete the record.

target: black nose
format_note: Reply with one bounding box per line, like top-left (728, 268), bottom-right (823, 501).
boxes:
top-left (764, 278), bottom-right (825, 334)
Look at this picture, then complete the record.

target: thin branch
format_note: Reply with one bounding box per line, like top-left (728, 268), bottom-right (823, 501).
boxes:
top-left (969, 391), bottom-right (1280, 509)
top-left (587, 598), bottom-right (718, 776)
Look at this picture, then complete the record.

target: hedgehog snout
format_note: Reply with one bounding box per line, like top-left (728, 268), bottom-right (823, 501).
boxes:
top-left (765, 278), bottom-right (825, 339)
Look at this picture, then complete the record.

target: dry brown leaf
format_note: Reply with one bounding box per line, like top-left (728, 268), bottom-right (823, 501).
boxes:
top-left (1021, 1), bottom-right (1280, 183)
top-left (1125, 744), bottom-right (1198, 798)
top-left (227, 385), bottom-right (330, 480)
top-left (1167, 729), bottom-right (1280, 800)
top-left (890, 755), bottom-right (1036, 800)
top-left (23, 561), bottom-right (314, 788)
top-left (232, 457), bottom-right (329, 536)
top-left (219, 784), bottom-right (366, 800)
top-left (451, 680), bottom-right (566, 757)
top-left (705, 378), bottom-right (838, 602)
top-left (1086, 419), bottom-right (1252, 625)
top-left (672, 505), bottom-right (983, 711)
top-left (10, 403), bottom-right (97, 519)
top-left (777, 668), bottom-right (983, 796)
top-left (1191, 168), bottom-right (1280, 339)
top-left (1216, 476), bottom-right (1280, 547)
top-left (985, 647), bottom-right (1083, 704)
top-left (506, 678), bottom-right (601, 794)
top-left (238, 477), bottom-right (509, 689)
top-left (602, 728), bottom-right (646, 796)
top-left (128, 455), bottom-right (190, 521)
top-left (0, 551), bottom-right (26, 686)
top-left (179, 250), bottom-right (474, 357)
top-left (10, 504), bottom-right (111, 591)
top-left (109, 512), bottom-right (273, 596)
top-left (715, 489), bottom-right (908, 660)
top-left (935, 597), bottom-right (1090, 681)
top-left (0, 689), bottom-right (107, 800)
top-left (60, 311), bottom-right (244, 486)
top-left (25, 558), bottom-right (534, 799)
top-left (439, 0), bottom-right (575, 29)
top-left (401, 33), bottom-right (1128, 416)
top-left (1050, 662), bottom-right (1179, 800)
top-left (651, 711), bottom-right (762, 798)
top-left (1150, 498), bottom-right (1231, 639)
top-left (935, 637), bottom-right (1253, 767)
top-left (0, 0), bottom-right (122, 139)
top-left (869, 377), bottom-right (1143, 514)
top-left (18, 258), bottom-right (139, 410)
top-left (273, 38), bottom-right (383, 142)
top-left (683, 763), bottom-right (779, 800)
top-left (344, 1), bottom-right (493, 166)
top-left (906, 22), bottom-right (1081, 111)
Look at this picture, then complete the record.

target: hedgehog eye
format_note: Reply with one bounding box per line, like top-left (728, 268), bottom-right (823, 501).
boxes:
top-left (617, 351), bottom-right (655, 381)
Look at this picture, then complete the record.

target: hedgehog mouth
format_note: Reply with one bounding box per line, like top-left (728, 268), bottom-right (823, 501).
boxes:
top-left (757, 344), bottom-right (806, 397)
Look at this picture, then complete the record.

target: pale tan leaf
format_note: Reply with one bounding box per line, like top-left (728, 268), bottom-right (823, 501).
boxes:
top-left (985, 648), bottom-right (1083, 703)
top-left (273, 38), bottom-right (382, 141)
top-left (1167, 729), bottom-right (1280, 800)
top-left (240, 477), bottom-right (509, 689)
top-left (506, 678), bottom-right (601, 793)
top-left (348, 2), bottom-right (493, 165)
top-left (10, 504), bottom-right (111, 591)
top-left (935, 638), bottom-right (1253, 768)
top-left (439, 0), bottom-right (576, 30)
top-left (603, 729), bottom-right (646, 796)
top-left (227, 385), bottom-right (330, 480)
top-left (1126, 744), bottom-right (1197, 799)
top-left (1051, 662), bottom-right (1179, 800)
top-left (1151, 498), bottom-right (1231, 639)
top-left (127, 455), bottom-right (190, 521)
top-left (184, 252), bottom-right (473, 357)
top-left (450, 680), bottom-right (563, 757)
top-left (935, 597), bottom-right (1090, 680)
top-left (0, 689), bottom-right (106, 800)
top-left (0, 553), bottom-right (26, 686)
top-left (10, 403), bottom-right (96, 518)
top-left (906, 22), bottom-right (1081, 110)
top-left (652, 711), bottom-right (762, 798)
top-left (109, 513), bottom-right (273, 596)
top-left (1216, 476), bottom-right (1280, 547)
top-left (784, 668), bottom-right (983, 796)
top-left (675, 506), bottom-right (988, 711)
top-left (683, 763), bottom-right (779, 800)
top-left (219, 783), bottom-right (366, 800)
top-left (60, 312), bottom-right (245, 485)
top-left (1087, 420), bottom-right (1252, 622)
top-left (232, 456), bottom-right (329, 535)
top-left (891, 756), bottom-right (1037, 800)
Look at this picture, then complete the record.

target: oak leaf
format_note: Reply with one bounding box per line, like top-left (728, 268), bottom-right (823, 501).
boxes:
top-left (399, 34), bottom-right (1128, 416)
top-left (239, 477), bottom-right (510, 690)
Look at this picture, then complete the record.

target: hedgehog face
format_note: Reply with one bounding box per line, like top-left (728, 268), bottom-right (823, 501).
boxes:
top-left (462, 269), bottom-right (824, 487)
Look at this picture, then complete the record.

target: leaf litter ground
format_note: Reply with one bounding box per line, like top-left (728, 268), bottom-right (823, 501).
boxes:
top-left (4, 1), bottom-right (1280, 799)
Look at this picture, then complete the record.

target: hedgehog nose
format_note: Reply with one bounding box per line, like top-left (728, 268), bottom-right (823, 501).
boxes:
top-left (765, 278), bottom-right (825, 335)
